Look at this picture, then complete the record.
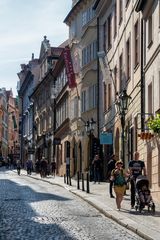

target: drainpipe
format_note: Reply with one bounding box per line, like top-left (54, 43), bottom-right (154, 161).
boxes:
top-left (97, 17), bottom-right (100, 138)
top-left (141, 18), bottom-right (145, 131)
top-left (20, 97), bottom-right (24, 166)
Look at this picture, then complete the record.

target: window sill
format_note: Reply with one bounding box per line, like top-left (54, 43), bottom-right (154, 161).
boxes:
top-left (127, 77), bottom-right (131, 82)
top-left (104, 107), bottom-right (112, 115)
top-left (107, 45), bottom-right (112, 52)
top-left (148, 40), bottom-right (153, 49)
top-left (114, 33), bottom-right (117, 40)
top-left (125, 0), bottom-right (130, 9)
top-left (119, 19), bottom-right (122, 26)
top-left (134, 63), bottom-right (140, 73)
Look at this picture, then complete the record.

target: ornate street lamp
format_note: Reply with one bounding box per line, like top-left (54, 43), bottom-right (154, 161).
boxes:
top-left (85, 118), bottom-right (96, 180)
top-left (116, 90), bottom-right (131, 166)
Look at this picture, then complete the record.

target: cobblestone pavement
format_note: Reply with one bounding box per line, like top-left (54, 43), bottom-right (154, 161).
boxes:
top-left (0, 170), bottom-right (144, 240)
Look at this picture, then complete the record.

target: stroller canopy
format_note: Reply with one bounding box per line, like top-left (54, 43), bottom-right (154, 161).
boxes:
top-left (136, 175), bottom-right (149, 190)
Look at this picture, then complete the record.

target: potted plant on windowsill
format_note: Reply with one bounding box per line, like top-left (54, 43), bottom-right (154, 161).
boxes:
top-left (147, 114), bottom-right (160, 135)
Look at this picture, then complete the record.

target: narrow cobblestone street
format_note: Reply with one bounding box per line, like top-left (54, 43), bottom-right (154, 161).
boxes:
top-left (0, 169), bottom-right (144, 240)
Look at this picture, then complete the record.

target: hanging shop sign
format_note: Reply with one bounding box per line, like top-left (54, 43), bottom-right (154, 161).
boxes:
top-left (63, 46), bottom-right (77, 89)
top-left (100, 132), bottom-right (113, 145)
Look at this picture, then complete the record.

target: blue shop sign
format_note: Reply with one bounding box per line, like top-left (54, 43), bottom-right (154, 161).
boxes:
top-left (100, 132), bottom-right (113, 145)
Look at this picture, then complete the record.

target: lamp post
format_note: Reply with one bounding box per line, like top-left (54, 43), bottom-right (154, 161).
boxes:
top-left (116, 90), bottom-right (131, 167)
top-left (85, 118), bottom-right (96, 180)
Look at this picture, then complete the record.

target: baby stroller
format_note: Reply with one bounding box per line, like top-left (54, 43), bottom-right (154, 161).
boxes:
top-left (135, 175), bottom-right (155, 213)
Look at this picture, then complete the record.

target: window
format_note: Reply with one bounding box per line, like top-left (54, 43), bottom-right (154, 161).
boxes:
top-left (103, 82), bottom-right (107, 111)
top-left (126, 36), bottom-right (131, 80)
top-left (82, 6), bottom-right (95, 27)
top-left (73, 96), bottom-right (78, 118)
top-left (119, 0), bottom-right (123, 25)
top-left (107, 14), bottom-right (112, 49)
top-left (89, 84), bottom-right (97, 109)
top-left (82, 41), bottom-right (97, 67)
top-left (56, 98), bottom-right (68, 128)
top-left (134, 20), bottom-right (139, 67)
top-left (148, 14), bottom-right (153, 47)
top-left (107, 83), bottom-right (112, 109)
top-left (103, 21), bottom-right (107, 52)
top-left (114, 2), bottom-right (117, 37)
top-left (148, 82), bottom-right (153, 114)
top-left (119, 54), bottom-right (123, 91)
top-left (114, 66), bottom-right (118, 97)
top-left (81, 90), bottom-right (86, 112)
top-left (82, 11), bottom-right (87, 26)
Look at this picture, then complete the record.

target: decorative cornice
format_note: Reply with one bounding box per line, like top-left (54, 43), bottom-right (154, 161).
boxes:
top-left (64, 0), bottom-right (82, 24)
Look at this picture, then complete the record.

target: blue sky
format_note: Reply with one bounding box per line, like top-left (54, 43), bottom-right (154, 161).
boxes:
top-left (0, 0), bottom-right (72, 96)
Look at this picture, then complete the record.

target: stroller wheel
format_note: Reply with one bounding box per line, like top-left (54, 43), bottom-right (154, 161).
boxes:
top-left (151, 203), bottom-right (155, 214)
top-left (139, 206), bottom-right (142, 213)
top-left (139, 203), bottom-right (144, 213)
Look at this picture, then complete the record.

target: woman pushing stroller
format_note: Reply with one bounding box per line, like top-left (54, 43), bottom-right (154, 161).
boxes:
top-left (110, 160), bottom-right (129, 210)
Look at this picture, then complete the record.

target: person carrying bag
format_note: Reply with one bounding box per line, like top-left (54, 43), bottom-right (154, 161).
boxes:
top-left (110, 160), bottom-right (127, 210)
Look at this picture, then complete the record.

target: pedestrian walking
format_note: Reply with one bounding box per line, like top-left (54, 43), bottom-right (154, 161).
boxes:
top-left (16, 160), bottom-right (21, 175)
top-left (26, 159), bottom-right (33, 175)
top-left (40, 157), bottom-right (48, 178)
top-left (128, 151), bottom-right (147, 209)
top-left (110, 160), bottom-right (127, 210)
top-left (107, 154), bottom-right (116, 198)
top-left (51, 160), bottom-right (56, 177)
top-left (35, 159), bottom-right (41, 173)
top-left (92, 154), bottom-right (101, 184)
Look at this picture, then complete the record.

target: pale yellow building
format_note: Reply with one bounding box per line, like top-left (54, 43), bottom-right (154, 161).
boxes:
top-left (135, 0), bottom-right (160, 201)
top-left (64, 0), bottom-right (99, 179)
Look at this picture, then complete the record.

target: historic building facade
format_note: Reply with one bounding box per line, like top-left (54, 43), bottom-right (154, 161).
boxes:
top-left (6, 90), bottom-right (19, 164)
top-left (0, 88), bottom-right (19, 164)
top-left (135, 0), bottom-right (160, 201)
top-left (93, 0), bottom-right (160, 201)
top-left (51, 49), bottom-right (70, 176)
top-left (64, 0), bottom-right (100, 179)
top-left (94, 0), bottom-right (142, 166)
top-left (31, 37), bottom-right (64, 166)
top-left (17, 54), bottom-right (39, 166)
top-left (0, 88), bottom-right (9, 163)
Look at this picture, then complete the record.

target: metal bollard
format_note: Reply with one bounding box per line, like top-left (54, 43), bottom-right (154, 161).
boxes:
top-left (64, 174), bottom-right (66, 183)
top-left (67, 174), bottom-right (69, 185)
top-left (86, 172), bottom-right (90, 193)
top-left (69, 176), bottom-right (72, 186)
top-left (82, 173), bottom-right (85, 191)
top-left (77, 171), bottom-right (80, 189)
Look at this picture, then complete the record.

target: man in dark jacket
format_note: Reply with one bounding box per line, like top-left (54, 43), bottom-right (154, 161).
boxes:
top-left (107, 154), bottom-right (116, 198)
top-left (92, 154), bottom-right (101, 184)
top-left (128, 151), bottom-right (146, 208)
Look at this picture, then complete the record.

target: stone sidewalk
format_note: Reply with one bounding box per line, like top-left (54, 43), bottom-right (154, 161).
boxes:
top-left (20, 170), bottom-right (160, 240)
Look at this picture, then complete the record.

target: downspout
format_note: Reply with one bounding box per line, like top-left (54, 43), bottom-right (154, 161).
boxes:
top-left (20, 97), bottom-right (24, 166)
top-left (141, 18), bottom-right (145, 131)
top-left (97, 17), bottom-right (100, 138)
